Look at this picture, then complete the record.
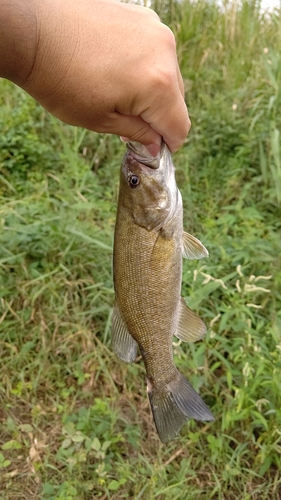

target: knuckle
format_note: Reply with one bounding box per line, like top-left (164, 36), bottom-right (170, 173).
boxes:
top-left (181, 112), bottom-right (191, 140)
top-left (144, 6), bottom-right (160, 21)
top-left (162, 25), bottom-right (177, 49)
top-left (145, 31), bottom-right (177, 93)
top-left (151, 67), bottom-right (175, 93)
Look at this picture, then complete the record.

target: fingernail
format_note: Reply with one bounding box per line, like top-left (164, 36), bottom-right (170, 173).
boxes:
top-left (120, 136), bottom-right (130, 142)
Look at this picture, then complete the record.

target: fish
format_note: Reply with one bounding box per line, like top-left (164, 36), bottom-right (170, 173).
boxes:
top-left (112, 141), bottom-right (214, 443)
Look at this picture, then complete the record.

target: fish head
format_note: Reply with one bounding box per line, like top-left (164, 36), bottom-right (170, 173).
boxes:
top-left (119, 142), bottom-right (179, 231)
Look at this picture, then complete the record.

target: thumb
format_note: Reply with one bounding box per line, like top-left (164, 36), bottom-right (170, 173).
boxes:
top-left (102, 113), bottom-right (162, 155)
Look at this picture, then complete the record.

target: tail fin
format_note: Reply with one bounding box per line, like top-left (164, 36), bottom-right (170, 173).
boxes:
top-left (148, 372), bottom-right (214, 443)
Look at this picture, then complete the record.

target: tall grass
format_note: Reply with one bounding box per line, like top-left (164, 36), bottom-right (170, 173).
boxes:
top-left (154, 0), bottom-right (281, 204)
top-left (0, 1), bottom-right (281, 499)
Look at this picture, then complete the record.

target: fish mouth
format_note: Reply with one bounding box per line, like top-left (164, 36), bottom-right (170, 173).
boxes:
top-left (126, 141), bottom-right (165, 169)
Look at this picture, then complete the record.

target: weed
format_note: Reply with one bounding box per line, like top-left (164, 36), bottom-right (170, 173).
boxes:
top-left (1, 1), bottom-right (281, 499)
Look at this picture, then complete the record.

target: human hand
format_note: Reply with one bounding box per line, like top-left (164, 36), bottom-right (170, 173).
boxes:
top-left (0, 0), bottom-right (190, 154)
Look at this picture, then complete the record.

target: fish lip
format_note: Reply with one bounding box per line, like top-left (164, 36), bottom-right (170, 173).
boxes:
top-left (126, 141), bottom-right (166, 169)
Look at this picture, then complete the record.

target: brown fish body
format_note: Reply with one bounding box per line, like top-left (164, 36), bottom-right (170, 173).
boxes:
top-left (114, 192), bottom-right (181, 387)
top-left (112, 142), bottom-right (214, 442)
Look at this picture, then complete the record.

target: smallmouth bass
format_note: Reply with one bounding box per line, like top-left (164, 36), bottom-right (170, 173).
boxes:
top-left (112, 141), bottom-right (214, 443)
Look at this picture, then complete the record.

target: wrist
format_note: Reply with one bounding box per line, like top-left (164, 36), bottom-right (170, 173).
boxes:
top-left (0, 0), bottom-right (38, 85)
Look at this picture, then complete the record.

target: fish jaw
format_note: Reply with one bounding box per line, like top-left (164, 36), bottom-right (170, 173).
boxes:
top-left (125, 140), bottom-right (175, 181)
top-left (126, 141), bottom-right (162, 169)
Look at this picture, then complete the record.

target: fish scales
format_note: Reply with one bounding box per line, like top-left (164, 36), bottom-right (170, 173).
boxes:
top-left (112, 141), bottom-right (214, 443)
top-left (114, 216), bottom-right (178, 382)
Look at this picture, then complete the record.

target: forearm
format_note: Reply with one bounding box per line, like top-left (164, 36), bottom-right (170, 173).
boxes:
top-left (0, 0), bottom-right (37, 85)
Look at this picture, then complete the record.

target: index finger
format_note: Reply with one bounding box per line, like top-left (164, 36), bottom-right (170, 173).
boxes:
top-left (141, 84), bottom-right (190, 153)
top-left (139, 46), bottom-right (190, 152)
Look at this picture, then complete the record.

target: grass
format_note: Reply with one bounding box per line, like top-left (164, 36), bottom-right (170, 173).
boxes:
top-left (0, 0), bottom-right (281, 498)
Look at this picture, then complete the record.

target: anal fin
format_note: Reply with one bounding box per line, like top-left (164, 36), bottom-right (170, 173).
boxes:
top-left (174, 297), bottom-right (207, 342)
top-left (112, 303), bottom-right (138, 362)
top-left (182, 231), bottom-right (209, 260)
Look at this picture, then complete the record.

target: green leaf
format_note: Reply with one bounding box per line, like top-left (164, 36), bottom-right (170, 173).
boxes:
top-left (2, 440), bottom-right (22, 450)
top-left (61, 438), bottom-right (72, 450)
top-left (20, 424), bottom-right (33, 433)
top-left (108, 480), bottom-right (121, 491)
top-left (42, 483), bottom-right (56, 495)
top-left (72, 433), bottom-right (85, 443)
top-left (91, 437), bottom-right (101, 451)
top-left (259, 456), bottom-right (272, 476)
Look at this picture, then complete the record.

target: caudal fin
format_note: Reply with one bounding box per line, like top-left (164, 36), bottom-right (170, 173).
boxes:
top-left (148, 372), bottom-right (214, 443)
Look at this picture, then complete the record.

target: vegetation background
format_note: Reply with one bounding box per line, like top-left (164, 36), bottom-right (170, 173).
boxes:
top-left (0, 0), bottom-right (281, 498)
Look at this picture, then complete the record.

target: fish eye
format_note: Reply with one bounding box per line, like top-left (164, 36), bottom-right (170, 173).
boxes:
top-left (128, 174), bottom-right (140, 188)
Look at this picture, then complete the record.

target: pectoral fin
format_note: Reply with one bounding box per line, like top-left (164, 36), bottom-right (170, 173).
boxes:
top-left (112, 303), bottom-right (138, 362)
top-left (182, 232), bottom-right (209, 260)
top-left (174, 297), bottom-right (207, 342)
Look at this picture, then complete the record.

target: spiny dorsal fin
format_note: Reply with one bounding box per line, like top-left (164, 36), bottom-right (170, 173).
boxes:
top-left (112, 303), bottom-right (138, 362)
top-left (174, 297), bottom-right (207, 342)
top-left (182, 231), bottom-right (209, 260)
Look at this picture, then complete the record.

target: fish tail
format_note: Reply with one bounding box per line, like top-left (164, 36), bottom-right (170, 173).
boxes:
top-left (147, 371), bottom-right (214, 443)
